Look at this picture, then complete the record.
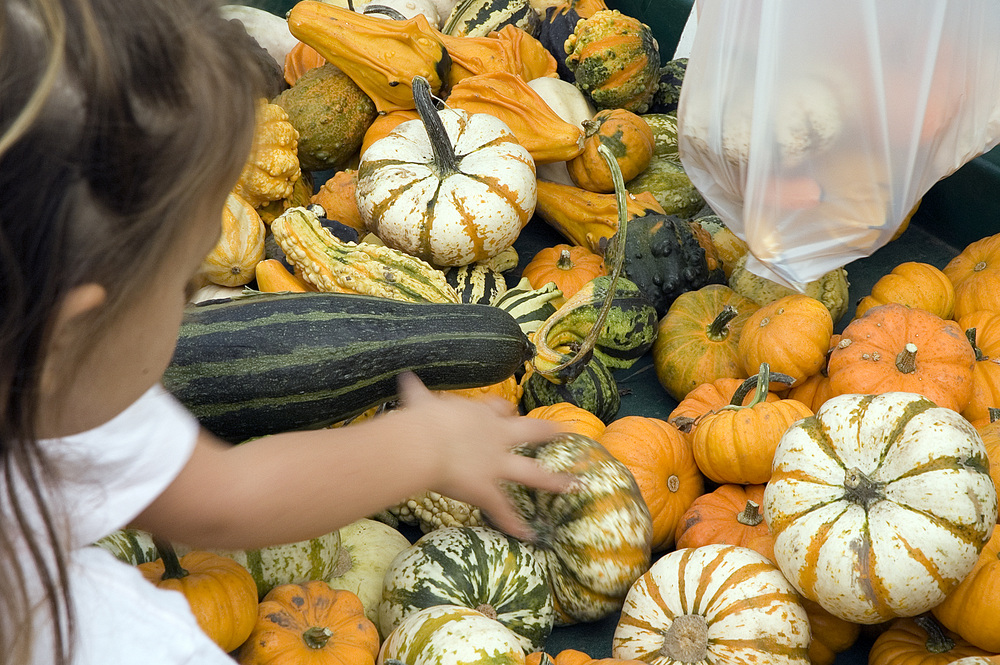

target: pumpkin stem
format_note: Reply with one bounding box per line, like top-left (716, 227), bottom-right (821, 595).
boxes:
top-left (726, 363), bottom-right (796, 409)
top-left (667, 474), bottom-right (680, 492)
top-left (843, 467), bottom-right (884, 509)
top-left (556, 249), bottom-right (576, 271)
top-left (895, 342), bottom-right (918, 374)
top-left (706, 305), bottom-right (739, 341)
top-left (967, 328), bottom-right (987, 362)
top-left (660, 614), bottom-right (709, 663)
top-left (152, 536), bottom-right (188, 581)
top-left (913, 614), bottom-right (956, 654)
top-left (363, 4), bottom-right (409, 19)
top-left (990, 407), bottom-right (1000, 424)
top-left (412, 76), bottom-right (458, 177)
top-left (302, 626), bottom-right (335, 650)
top-left (737, 500), bottom-right (763, 527)
top-left (475, 603), bottom-right (499, 620)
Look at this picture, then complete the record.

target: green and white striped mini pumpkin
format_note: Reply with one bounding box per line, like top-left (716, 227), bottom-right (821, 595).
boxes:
top-left (763, 391), bottom-right (998, 625)
top-left (380, 526), bottom-right (554, 651)
top-left (612, 544), bottom-right (811, 665)
top-left (93, 529), bottom-right (161, 565)
top-left (378, 604), bottom-right (525, 665)
top-left (492, 277), bottom-right (562, 336)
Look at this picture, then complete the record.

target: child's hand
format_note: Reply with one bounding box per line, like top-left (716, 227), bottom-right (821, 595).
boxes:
top-left (395, 372), bottom-right (574, 542)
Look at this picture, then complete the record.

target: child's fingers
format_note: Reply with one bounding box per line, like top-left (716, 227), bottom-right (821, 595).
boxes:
top-left (502, 455), bottom-right (578, 495)
top-left (396, 371), bottom-right (430, 405)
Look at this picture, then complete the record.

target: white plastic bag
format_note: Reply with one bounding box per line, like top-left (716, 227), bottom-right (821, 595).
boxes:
top-left (678, 0), bottom-right (1000, 289)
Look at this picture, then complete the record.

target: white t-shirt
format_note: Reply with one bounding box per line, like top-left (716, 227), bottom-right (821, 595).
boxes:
top-left (10, 385), bottom-right (236, 664)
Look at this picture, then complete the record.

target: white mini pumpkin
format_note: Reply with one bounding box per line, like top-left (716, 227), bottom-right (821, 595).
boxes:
top-left (763, 391), bottom-right (998, 625)
top-left (378, 604), bottom-right (525, 665)
top-left (356, 76), bottom-right (536, 267)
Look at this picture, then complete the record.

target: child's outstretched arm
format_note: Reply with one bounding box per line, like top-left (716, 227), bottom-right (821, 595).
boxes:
top-left (131, 373), bottom-right (569, 549)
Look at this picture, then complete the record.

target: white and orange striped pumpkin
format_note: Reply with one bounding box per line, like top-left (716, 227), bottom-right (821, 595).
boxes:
top-left (611, 544), bottom-right (811, 665)
top-left (200, 193), bottom-right (265, 287)
top-left (356, 76), bottom-right (536, 268)
top-left (377, 604), bottom-right (525, 665)
top-left (763, 391), bottom-right (998, 625)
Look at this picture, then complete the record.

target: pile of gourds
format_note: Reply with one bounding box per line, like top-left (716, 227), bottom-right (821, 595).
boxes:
top-left (130, 0), bottom-right (1000, 663)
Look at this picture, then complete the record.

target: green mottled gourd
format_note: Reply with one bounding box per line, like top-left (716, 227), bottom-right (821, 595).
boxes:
top-left (271, 206), bottom-right (460, 303)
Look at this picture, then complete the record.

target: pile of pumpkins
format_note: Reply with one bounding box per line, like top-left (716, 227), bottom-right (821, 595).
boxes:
top-left (134, 0), bottom-right (1000, 663)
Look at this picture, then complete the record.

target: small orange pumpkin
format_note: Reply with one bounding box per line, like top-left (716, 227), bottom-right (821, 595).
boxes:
top-left (598, 415), bottom-right (705, 552)
top-left (359, 110), bottom-right (419, 158)
top-left (201, 193), bottom-right (266, 287)
top-left (691, 364), bottom-right (813, 485)
top-left (139, 542), bottom-right (258, 653)
top-left (932, 528), bottom-right (1000, 652)
top-left (652, 284), bottom-right (760, 401)
top-left (786, 334), bottom-right (841, 413)
top-left (437, 375), bottom-right (522, 412)
top-left (827, 303), bottom-right (976, 413)
top-left (311, 170), bottom-right (367, 236)
top-left (524, 402), bottom-right (607, 440)
top-left (667, 376), bottom-right (781, 435)
top-left (522, 244), bottom-right (607, 305)
top-left (738, 293), bottom-right (834, 388)
top-left (854, 261), bottom-right (956, 320)
top-left (566, 109), bottom-right (654, 193)
top-left (674, 483), bottom-right (774, 561)
top-left (959, 314), bottom-right (1000, 424)
top-left (801, 598), bottom-right (861, 665)
top-left (236, 581), bottom-right (380, 665)
top-left (976, 417), bottom-right (1000, 520)
top-left (869, 615), bottom-right (995, 665)
top-left (526, 649), bottom-right (644, 665)
top-left (944, 231), bottom-right (1000, 294)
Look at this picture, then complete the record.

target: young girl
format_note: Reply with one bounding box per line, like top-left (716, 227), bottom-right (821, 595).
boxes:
top-left (0, 0), bottom-right (569, 662)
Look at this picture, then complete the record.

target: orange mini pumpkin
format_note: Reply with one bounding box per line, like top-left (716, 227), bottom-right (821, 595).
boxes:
top-left (786, 334), bottom-right (841, 413)
top-left (237, 582), bottom-right (380, 665)
top-left (869, 615), bottom-right (994, 665)
top-left (944, 232), bottom-right (1000, 313)
top-left (526, 649), bottom-right (645, 665)
top-left (311, 169), bottom-right (366, 236)
top-left (674, 483), bottom-right (774, 562)
top-left (566, 108), bottom-right (654, 193)
top-left (522, 244), bottom-right (607, 305)
top-left (958, 310), bottom-right (1000, 423)
top-left (667, 376), bottom-right (781, 435)
top-left (738, 293), bottom-right (834, 388)
top-left (827, 303), bottom-right (976, 413)
top-left (854, 261), bottom-right (956, 320)
top-left (977, 417), bottom-right (1000, 519)
top-left (691, 364), bottom-right (813, 485)
top-left (932, 528), bottom-right (1000, 652)
top-left (598, 415), bottom-right (705, 552)
top-left (525, 402), bottom-right (607, 440)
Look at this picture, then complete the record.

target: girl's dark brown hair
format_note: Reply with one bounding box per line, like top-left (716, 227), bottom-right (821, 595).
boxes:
top-left (0, 0), bottom-right (266, 661)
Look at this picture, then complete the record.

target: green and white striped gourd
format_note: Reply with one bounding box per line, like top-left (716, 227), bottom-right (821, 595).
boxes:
top-left (445, 263), bottom-right (509, 305)
top-left (380, 526), bottom-right (554, 651)
top-left (210, 530), bottom-right (343, 599)
top-left (492, 277), bottom-right (563, 336)
top-left (441, 0), bottom-right (540, 37)
top-left (378, 604), bottom-right (526, 665)
top-left (93, 529), bottom-right (162, 565)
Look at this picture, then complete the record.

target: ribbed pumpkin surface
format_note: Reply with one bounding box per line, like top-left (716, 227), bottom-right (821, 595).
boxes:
top-left (379, 605), bottom-right (526, 665)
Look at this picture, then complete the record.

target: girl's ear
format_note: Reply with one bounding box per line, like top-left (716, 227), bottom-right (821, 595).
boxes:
top-left (39, 283), bottom-right (108, 397)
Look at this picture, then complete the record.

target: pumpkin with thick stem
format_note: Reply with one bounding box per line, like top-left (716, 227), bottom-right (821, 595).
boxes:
top-left (286, 2), bottom-right (450, 114)
top-left (598, 416), bottom-right (704, 553)
top-left (522, 243), bottom-right (606, 304)
top-left (763, 391), bottom-right (997, 624)
top-left (356, 75), bottom-right (536, 267)
top-left (652, 284), bottom-right (760, 401)
top-left (567, 108), bottom-right (654, 193)
top-left (667, 376), bottom-right (782, 434)
top-left (868, 615), bottom-right (994, 665)
top-left (691, 364), bottom-right (812, 485)
top-left (139, 539), bottom-right (258, 654)
top-left (674, 484), bottom-right (774, 562)
top-left (738, 293), bottom-right (834, 389)
top-left (612, 544), bottom-right (810, 665)
top-left (827, 303), bottom-right (976, 413)
top-left (237, 582), bottom-right (379, 665)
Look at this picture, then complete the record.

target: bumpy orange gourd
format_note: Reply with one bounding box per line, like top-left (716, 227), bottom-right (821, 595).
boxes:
top-left (236, 582), bottom-right (380, 665)
top-left (438, 25), bottom-right (557, 86)
top-left (854, 261), bottom-right (956, 320)
top-left (652, 284), bottom-right (760, 401)
top-left (598, 416), bottom-right (704, 552)
top-left (869, 615), bottom-right (995, 665)
top-left (567, 109), bottom-right (654, 193)
top-left (522, 244), bottom-right (606, 304)
top-left (234, 101), bottom-right (301, 210)
top-left (691, 364), bottom-right (813, 485)
top-left (932, 528), bottom-right (1000, 652)
top-left (139, 546), bottom-right (258, 653)
top-left (674, 484), bottom-right (774, 562)
top-left (201, 193), bottom-right (265, 287)
top-left (828, 303), bottom-right (976, 413)
top-left (525, 402), bottom-right (607, 440)
top-left (738, 293), bottom-right (834, 388)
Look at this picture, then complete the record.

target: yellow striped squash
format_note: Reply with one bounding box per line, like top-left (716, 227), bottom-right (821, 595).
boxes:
top-left (763, 392), bottom-right (998, 625)
top-left (612, 544), bottom-right (811, 665)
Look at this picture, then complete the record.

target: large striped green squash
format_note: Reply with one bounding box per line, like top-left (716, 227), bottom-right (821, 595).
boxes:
top-left (612, 544), bottom-right (811, 665)
top-left (763, 392), bottom-right (999, 625)
top-left (162, 292), bottom-right (533, 442)
top-left (505, 433), bottom-right (653, 625)
top-left (378, 604), bottom-right (526, 665)
top-left (380, 526), bottom-right (554, 651)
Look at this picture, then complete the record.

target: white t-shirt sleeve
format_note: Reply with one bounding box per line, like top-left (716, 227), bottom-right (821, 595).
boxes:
top-left (39, 384), bottom-right (201, 548)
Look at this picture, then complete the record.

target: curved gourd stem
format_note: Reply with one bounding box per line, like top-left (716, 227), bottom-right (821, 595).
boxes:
top-left (533, 143), bottom-right (628, 382)
top-left (363, 4), bottom-right (408, 19)
top-left (725, 363), bottom-right (796, 408)
top-left (412, 75), bottom-right (458, 177)
top-left (152, 536), bottom-right (188, 581)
